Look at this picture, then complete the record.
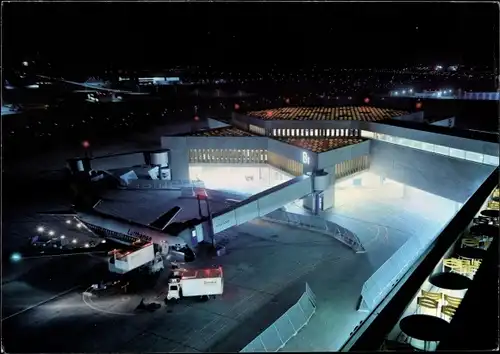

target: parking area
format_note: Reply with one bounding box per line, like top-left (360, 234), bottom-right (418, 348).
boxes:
top-left (2, 215), bottom-right (352, 353)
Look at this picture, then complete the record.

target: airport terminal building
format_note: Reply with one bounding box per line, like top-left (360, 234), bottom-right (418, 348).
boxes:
top-left (161, 106), bottom-right (498, 220)
top-left (65, 104), bottom-right (499, 352)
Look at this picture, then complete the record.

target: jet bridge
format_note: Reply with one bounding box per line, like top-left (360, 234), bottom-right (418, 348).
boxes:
top-left (211, 175), bottom-right (314, 234)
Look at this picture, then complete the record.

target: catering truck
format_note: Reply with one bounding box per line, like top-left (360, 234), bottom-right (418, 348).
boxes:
top-left (166, 266), bottom-right (224, 301)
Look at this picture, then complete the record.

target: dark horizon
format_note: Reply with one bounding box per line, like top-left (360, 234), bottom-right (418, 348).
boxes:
top-left (3, 2), bottom-right (499, 71)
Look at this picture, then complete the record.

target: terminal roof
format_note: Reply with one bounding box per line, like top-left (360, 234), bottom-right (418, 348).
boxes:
top-left (187, 127), bottom-right (256, 137)
top-left (246, 106), bottom-right (409, 121)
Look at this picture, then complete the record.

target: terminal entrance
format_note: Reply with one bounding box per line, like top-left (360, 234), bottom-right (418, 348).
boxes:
top-left (188, 164), bottom-right (294, 195)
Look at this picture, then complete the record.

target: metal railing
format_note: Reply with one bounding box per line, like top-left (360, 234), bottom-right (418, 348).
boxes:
top-left (359, 234), bottom-right (430, 312)
top-left (240, 283), bottom-right (317, 352)
top-left (263, 209), bottom-right (366, 253)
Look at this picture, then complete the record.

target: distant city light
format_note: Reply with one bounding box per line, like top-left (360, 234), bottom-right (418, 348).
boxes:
top-left (409, 89), bottom-right (413, 93)
top-left (394, 91), bottom-right (399, 96)
top-left (234, 103), bottom-right (240, 110)
top-left (60, 235), bottom-right (66, 239)
top-left (66, 219), bottom-right (72, 224)
top-left (72, 239), bottom-right (78, 244)
top-left (194, 116), bottom-right (200, 121)
top-left (84, 243), bottom-right (90, 248)
top-left (285, 98), bottom-right (290, 104)
top-left (10, 253), bottom-right (22, 262)
top-left (76, 223), bottom-right (83, 228)
top-left (416, 102), bottom-right (423, 109)
top-left (22, 61), bottom-right (28, 67)
top-left (266, 111), bottom-right (273, 117)
top-left (37, 226), bottom-right (45, 233)
top-left (48, 230), bottom-right (55, 236)
top-left (82, 140), bottom-right (90, 149)
top-left (364, 97), bottom-right (370, 104)
top-left (402, 90), bottom-right (406, 94)
top-left (101, 240), bottom-right (106, 243)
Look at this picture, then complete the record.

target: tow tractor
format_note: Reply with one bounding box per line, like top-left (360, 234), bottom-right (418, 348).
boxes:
top-left (166, 266), bottom-right (224, 301)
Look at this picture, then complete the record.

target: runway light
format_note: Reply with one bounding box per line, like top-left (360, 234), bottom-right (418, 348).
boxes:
top-left (37, 226), bottom-right (45, 233)
top-left (10, 253), bottom-right (22, 262)
top-left (48, 230), bottom-right (55, 236)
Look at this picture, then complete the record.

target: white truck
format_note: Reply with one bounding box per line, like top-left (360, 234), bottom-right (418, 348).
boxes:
top-left (166, 267), bottom-right (224, 301)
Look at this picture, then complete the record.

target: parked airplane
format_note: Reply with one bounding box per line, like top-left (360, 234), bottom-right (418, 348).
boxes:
top-left (37, 75), bottom-right (149, 95)
top-left (40, 200), bottom-right (196, 262)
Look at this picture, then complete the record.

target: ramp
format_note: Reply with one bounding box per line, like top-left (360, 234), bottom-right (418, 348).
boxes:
top-left (211, 176), bottom-right (312, 234)
top-left (240, 283), bottom-right (317, 353)
top-left (263, 209), bottom-right (366, 253)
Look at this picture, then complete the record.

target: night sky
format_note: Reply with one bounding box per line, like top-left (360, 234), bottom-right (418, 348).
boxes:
top-left (3, 2), bottom-right (498, 70)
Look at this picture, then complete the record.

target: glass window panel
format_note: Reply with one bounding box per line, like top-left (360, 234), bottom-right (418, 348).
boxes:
top-left (434, 145), bottom-right (450, 155)
top-left (449, 148), bottom-right (466, 159)
top-left (421, 142), bottom-right (435, 152)
top-left (465, 151), bottom-right (484, 163)
top-left (483, 155), bottom-right (499, 166)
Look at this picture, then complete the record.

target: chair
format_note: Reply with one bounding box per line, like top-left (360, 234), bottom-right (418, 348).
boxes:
top-left (417, 296), bottom-right (439, 316)
top-left (441, 305), bottom-right (457, 321)
top-left (443, 258), bottom-right (465, 274)
top-left (461, 237), bottom-right (480, 249)
top-left (444, 294), bottom-right (462, 308)
top-left (421, 289), bottom-right (442, 302)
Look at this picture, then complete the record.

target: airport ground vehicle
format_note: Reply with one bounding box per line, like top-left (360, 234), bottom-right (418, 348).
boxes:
top-left (166, 267), bottom-right (223, 301)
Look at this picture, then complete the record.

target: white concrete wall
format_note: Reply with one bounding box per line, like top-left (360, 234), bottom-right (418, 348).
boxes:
top-left (369, 140), bottom-right (496, 203)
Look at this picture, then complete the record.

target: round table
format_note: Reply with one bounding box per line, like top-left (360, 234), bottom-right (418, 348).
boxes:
top-left (470, 224), bottom-right (498, 238)
top-left (429, 272), bottom-right (471, 290)
top-left (480, 209), bottom-right (499, 218)
top-left (400, 314), bottom-right (450, 350)
top-left (456, 246), bottom-right (487, 260)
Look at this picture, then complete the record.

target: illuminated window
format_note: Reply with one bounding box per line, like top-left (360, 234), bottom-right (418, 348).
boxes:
top-left (291, 129), bottom-right (295, 136)
top-left (273, 129), bottom-right (277, 136)
top-left (434, 145), bottom-right (450, 156)
top-left (314, 129), bottom-right (318, 136)
top-left (326, 129), bottom-right (330, 136)
top-left (287, 129), bottom-right (290, 136)
top-left (484, 155), bottom-right (499, 166)
top-left (305, 130), bottom-right (309, 136)
top-left (449, 148), bottom-right (466, 159)
top-left (465, 151), bottom-right (484, 163)
top-left (301, 129), bottom-right (304, 136)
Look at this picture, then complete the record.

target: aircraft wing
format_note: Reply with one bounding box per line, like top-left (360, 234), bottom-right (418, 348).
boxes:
top-left (149, 206), bottom-right (182, 231)
top-left (13, 239), bottom-right (118, 262)
top-left (37, 75), bottom-right (150, 95)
